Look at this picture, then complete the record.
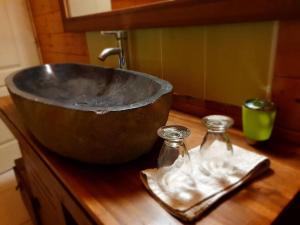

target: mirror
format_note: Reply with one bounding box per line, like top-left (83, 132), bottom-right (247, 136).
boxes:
top-left (65, 0), bottom-right (169, 18)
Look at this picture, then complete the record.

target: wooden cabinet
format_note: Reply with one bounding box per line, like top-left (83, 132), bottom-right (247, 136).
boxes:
top-left (14, 139), bottom-right (94, 225)
top-left (1, 96), bottom-right (300, 225)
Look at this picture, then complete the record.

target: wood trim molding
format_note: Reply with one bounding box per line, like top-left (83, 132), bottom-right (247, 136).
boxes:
top-left (273, 126), bottom-right (300, 145)
top-left (172, 94), bottom-right (300, 145)
top-left (171, 94), bottom-right (242, 129)
top-left (58, 0), bottom-right (300, 32)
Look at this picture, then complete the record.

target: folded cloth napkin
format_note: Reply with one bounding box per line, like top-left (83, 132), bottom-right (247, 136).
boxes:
top-left (140, 141), bottom-right (270, 222)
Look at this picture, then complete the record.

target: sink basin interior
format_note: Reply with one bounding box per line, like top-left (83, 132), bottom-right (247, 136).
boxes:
top-left (12, 64), bottom-right (163, 110)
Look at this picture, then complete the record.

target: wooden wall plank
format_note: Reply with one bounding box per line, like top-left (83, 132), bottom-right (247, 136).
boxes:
top-left (272, 20), bottom-right (300, 144)
top-left (29, 0), bottom-right (60, 16)
top-left (28, 0), bottom-right (89, 64)
top-left (38, 33), bottom-right (88, 55)
top-left (33, 12), bottom-right (64, 35)
top-left (41, 51), bottom-right (89, 64)
top-left (275, 21), bottom-right (300, 78)
top-left (272, 77), bottom-right (300, 131)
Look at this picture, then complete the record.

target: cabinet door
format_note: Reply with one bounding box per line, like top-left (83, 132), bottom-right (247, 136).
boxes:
top-left (22, 147), bottom-right (66, 225)
top-left (19, 139), bottom-right (95, 225)
top-left (14, 158), bottom-right (40, 225)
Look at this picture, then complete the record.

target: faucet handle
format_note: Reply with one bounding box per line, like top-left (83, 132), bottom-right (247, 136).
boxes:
top-left (100, 30), bottom-right (127, 39)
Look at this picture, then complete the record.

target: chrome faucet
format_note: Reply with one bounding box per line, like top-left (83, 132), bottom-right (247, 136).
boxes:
top-left (98, 30), bottom-right (128, 69)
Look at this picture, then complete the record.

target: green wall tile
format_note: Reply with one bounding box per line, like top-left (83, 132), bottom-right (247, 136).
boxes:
top-left (128, 28), bottom-right (162, 77)
top-left (205, 22), bottom-right (275, 106)
top-left (85, 22), bottom-right (275, 107)
top-left (86, 32), bottom-right (119, 67)
top-left (161, 27), bottom-right (205, 99)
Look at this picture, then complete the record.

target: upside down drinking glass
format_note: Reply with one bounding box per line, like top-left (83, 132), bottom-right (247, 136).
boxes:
top-left (194, 115), bottom-right (235, 178)
top-left (156, 125), bottom-right (199, 202)
top-left (157, 125), bottom-right (191, 170)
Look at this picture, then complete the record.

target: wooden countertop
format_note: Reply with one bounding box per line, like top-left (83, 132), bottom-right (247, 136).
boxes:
top-left (0, 96), bottom-right (299, 225)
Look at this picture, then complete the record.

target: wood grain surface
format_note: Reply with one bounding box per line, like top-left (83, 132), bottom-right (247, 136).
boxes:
top-left (111, 0), bottom-right (163, 10)
top-left (0, 96), bottom-right (299, 224)
top-left (274, 20), bottom-right (300, 78)
top-left (272, 20), bottom-right (300, 144)
top-left (59, 0), bottom-right (300, 32)
top-left (28, 0), bottom-right (89, 64)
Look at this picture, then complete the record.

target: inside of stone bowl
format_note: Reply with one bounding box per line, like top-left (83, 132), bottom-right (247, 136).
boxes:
top-left (13, 64), bottom-right (162, 108)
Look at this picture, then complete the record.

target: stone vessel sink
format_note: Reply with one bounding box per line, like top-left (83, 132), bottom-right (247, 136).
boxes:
top-left (6, 63), bottom-right (172, 164)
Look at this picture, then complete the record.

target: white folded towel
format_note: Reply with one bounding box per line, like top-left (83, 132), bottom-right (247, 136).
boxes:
top-left (140, 141), bottom-right (270, 222)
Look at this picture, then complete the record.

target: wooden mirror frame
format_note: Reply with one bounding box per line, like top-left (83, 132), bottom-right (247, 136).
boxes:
top-left (59, 0), bottom-right (300, 32)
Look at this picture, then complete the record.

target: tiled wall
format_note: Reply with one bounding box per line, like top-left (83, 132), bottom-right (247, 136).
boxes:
top-left (86, 21), bottom-right (277, 106)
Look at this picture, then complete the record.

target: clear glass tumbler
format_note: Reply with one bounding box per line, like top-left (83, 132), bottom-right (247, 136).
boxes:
top-left (157, 125), bottom-right (190, 170)
top-left (156, 125), bottom-right (198, 202)
top-left (196, 115), bottom-right (235, 177)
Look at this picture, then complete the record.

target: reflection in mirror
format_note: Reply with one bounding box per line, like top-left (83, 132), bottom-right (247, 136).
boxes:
top-left (67, 0), bottom-right (111, 17)
top-left (66, 0), bottom-right (168, 18)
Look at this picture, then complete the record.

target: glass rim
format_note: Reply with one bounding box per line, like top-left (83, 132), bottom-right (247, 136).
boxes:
top-left (157, 125), bottom-right (191, 141)
top-left (202, 115), bottom-right (234, 132)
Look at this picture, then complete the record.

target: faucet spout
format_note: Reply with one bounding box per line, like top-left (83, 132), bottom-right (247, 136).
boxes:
top-left (98, 30), bottom-right (128, 69)
top-left (98, 48), bottom-right (121, 61)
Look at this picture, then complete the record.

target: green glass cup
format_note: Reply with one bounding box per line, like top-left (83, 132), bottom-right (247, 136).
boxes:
top-left (242, 99), bottom-right (276, 142)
